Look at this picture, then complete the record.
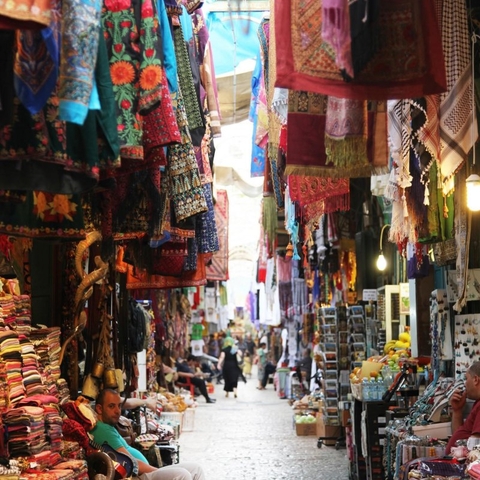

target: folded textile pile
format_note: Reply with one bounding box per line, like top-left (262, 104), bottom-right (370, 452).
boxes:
top-left (3, 405), bottom-right (47, 456)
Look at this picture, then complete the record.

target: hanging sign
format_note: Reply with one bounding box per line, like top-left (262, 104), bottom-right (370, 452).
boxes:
top-left (362, 289), bottom-right (378, 301)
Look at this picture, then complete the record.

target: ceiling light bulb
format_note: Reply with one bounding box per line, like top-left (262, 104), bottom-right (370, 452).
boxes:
top-left (376, 253), bottom-right (387, 271)
top-left (466, 174), bottom-right (480, 212)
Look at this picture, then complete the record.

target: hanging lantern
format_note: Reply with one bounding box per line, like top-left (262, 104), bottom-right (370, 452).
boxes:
top-left (466, 174), bottom-right (480, 211)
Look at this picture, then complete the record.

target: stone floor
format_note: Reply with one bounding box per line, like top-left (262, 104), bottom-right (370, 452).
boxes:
top-left (178, 368), bottom-right (350, 480)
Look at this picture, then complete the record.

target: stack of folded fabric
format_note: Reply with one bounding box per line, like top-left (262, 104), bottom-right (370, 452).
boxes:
top-left (0, 294), bottom-right (16, 328)
top-left (44, 403), bottom-right (63, 452)
top-left (3, 405), bottom-right (47, 457)
top-left (30, 327), bottom-right (62, 385)
top-left (61, 441), bottom-right (85, 460)
top-left (0, 330), bottom-right (25, 406)
top-left (19, 334), bottom-right (45, 397)
top-left (27, 450), bottom-right (63, 471)
top-left (54, 460), bottom-right (89, 480)
top-left (18, 394), bottom-right (64, 453)
top-left (13, 294), bottom-right (32, 335)
top-left (56, 378), bottom-right (71, 404)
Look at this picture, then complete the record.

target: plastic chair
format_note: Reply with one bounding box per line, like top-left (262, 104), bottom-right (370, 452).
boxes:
top-left (176, 377), bottom-right (195, 397)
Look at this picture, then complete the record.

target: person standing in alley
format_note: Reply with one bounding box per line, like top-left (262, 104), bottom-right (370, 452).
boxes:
top-left (217, 337), bottom-right (243, 398)
top-left (242, 351), bottom-right (252, 378)
top-left (255, 342), bottom-right (267, 390)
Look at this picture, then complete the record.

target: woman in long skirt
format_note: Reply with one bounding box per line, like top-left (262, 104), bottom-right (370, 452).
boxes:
top-left (217, 337), bottom-right (243, 398)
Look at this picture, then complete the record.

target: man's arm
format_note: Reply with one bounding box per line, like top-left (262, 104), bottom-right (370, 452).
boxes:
top-left (450, 390), bottom-right (467, 432)
top-left (116, 447), bottom-right (156, 474)
top-left (122, 397), bottom-right (157, 412)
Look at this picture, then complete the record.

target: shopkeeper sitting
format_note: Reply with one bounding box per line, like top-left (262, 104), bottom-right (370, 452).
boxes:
top-left (446, 361), bottom-right (480, 453)
top-left (175, 355), bottom-right (216, 404)
top-left (91, 389), bottom-right (206, 480)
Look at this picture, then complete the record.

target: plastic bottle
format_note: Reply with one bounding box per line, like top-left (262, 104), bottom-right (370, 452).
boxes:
top-left (376, 376), bottom-right (385, 401)
top-left (370, 377), bottom-right (377, 400)
top-left (362, 377), bottom-right (370, 401)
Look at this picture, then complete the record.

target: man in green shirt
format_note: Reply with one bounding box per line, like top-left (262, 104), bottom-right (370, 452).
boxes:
top-left (91, 389), bottom-right (206, 480)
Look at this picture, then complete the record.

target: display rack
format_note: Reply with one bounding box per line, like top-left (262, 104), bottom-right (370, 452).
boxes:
top-left (317, 307), bottom-right (340, 425)
top-left (348, 305), bottom-right (366, 374)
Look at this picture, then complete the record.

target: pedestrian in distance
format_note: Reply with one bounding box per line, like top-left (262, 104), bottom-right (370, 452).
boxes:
top-left (217, 337), bottom-right (244, 398)
top-left (255, 342), bottom-right (268, 390)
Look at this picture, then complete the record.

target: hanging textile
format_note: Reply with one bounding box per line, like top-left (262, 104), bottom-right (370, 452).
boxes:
top-left (325, 96), bottom-right (368, 170)
top-left (125, 253), bottom-right (207, 289)
top-left (191, 8), bottom-right (222, 138)
top-left (321, 0), bottom-right (353, 78)
top-left (101, 0), bottom-right (164, 159)
top-left (0, 191), bottom-right (85, 239)
top-left (0, 0), bottom-right (53, 29)
top-left (58, 0), bottom-right (101, 124)
top-left (194, 183), bottom-right (218, 254)
top-left (438, 0), bottom-right (477, 195)
top-left (453, 169), bottom-right (470, 313)
top-left (267, 1), bottom-right (284, 208)
top-left (286, 91), bottom-right (388, 178)
top-left (158, 0), bottom-right (178, 94)
top-left (13, 0), bottom-right (61, 116)
top-left (275, 0), bottom-right (447, 100)
top-left (206, 189), bottom-right (229, 281)
top-left (167, 93), bottom-right (207, 222)
top-left (173, 19), bottom-right (204, 133)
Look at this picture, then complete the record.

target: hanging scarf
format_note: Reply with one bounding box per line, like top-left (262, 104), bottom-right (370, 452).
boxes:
top-left (438, 0), bottom-right (477, 195)
top-left (13, 0), bottom-right (61, 115)
top-left (325, 96), bottom-right (368, 170)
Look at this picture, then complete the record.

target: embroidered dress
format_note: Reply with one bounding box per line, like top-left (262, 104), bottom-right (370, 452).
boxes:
top-left (167, 92), bottom-right (207, 222)
top-left (173, 16), bottom-right (204, 135)
top-left (102, 0), bottom-right (164, 159)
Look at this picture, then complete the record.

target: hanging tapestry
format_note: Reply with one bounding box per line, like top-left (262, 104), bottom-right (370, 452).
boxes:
top-left (0, 191), bottom-right (85, 239)
top-left (275, 0), bottom-right (446, 100)
top-left (125, 253), bottom-right (207, 289)
top-left (286, 91), bottom-right (388, 178)
top-left (206, 189), bottom-right (228, 281)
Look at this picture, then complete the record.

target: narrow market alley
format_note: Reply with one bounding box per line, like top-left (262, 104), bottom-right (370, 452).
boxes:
top-left (180, 369), bottom-right (350, 480)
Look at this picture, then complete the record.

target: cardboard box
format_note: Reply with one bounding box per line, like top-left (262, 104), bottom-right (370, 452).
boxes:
top-left (295, 422), bottom-right (317, 436)
top-left (317, 416), bottom-right (342, 445)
